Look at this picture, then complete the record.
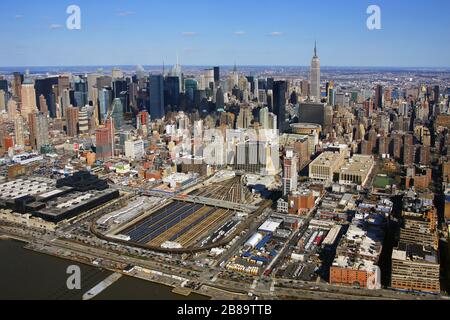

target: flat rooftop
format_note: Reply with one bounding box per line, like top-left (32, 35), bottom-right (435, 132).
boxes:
top-left (310, 152), bottom-right (343, 167)
top-left (340, 155), bottom-right (374, 174)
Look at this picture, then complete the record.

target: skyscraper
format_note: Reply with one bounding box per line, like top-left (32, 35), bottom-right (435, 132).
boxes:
top-left (14, 115), bottom-right (25, 148)
top-left (38, 95), bottom-right (48, 117)
top-left (214, 67), bottom-right (220, 83)
top-left (148, 74), bottom-right (165, 120)
top-left (66, 106), bottom-right (79, 137)
top-left (98, 87), bottom-right (112, 124)
top-left (12, 72), bottom-right (22, 101)
top-left (164, 76), bottom-right (180, 112)
top-left (273, 80), bottom-right (287, 133)
top-left (110, 98), bottom-right (124, 130)
top-left (310, 42), bottom-right (321, 102)
top-left (20, 72), bottom-right (38, 118)
top-left (375, 85), bottom-right (383, 111)
top-left (283, 149), bottom-right (298, 196)
top-left (28, 112), bottom-right (49, 152)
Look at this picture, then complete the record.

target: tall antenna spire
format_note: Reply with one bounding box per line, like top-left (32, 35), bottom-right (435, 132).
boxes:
top-left (314, 41), bottom-right (317, 58)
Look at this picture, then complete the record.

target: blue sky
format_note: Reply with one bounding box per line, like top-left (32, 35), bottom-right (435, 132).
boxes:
top-left (1, 0), bottom-right (449, 67)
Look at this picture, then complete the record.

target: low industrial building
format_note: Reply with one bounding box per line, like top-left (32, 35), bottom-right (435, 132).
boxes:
top-left (339, 155), bottom-right (375, 187)
top-left (309, 151), bottom-right (345, 183)
top-left (0, 172), bottom-right (119, 223)
top-left (330, 214), bottom-right (384, 290)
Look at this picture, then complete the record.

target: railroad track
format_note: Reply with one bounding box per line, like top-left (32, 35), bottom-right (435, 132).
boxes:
top-left (178, 209), bottom-right (231, 247)
top-left (148, 206), bottom-right (212, 247)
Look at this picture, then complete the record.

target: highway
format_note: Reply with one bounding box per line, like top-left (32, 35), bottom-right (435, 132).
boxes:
top-left (0, 219), bottom-right (444, 301)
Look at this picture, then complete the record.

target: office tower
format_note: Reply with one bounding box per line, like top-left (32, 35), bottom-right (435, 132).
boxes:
top-left (0, 79), bottom-right (7, 93)
top-left (28, 112), bottom-right (49, 152)
top-left (78, 106), bottom-right (89, 134)
top-left (283, 149), bottom-right (298, 196)
top-left (110, 98), bottom-right (124, 130)
top-left (433, 85), bottom-right (440, 104)
top-left (111, 68), bottom-right (124, 80)
top-left (20, 75), bottom-right (38, 118)
top-left (214, 67), bottom-right (220, 83)
top-left (61, 88), bottom-right (71, 115)
top-left (229, 65), bottom-right (239, 89)
top-left (96, 76), bottom-right (113, 92)
top-left (98, 87), bottom-right (113, 124)
top-left (301, 80), bottom-right (310, 98)
top-left (12, 72), bottom-right (22, 100)
top-left (204, 68), bottom-right (215, 91)
top-left (310, 42), bottom-right (321, 102)
top-left (273, 81), bottom-right (287, 133)
top-left (184, 78), bottom-right (198, 108)
top-left (14, 115), bottom-right (25, 148)
top-left (7, 99), bottom-right (18, 121)
top-left (266, 78), bottom-right (274, 91)
top-left (290, 91), bottom-right (298, 105)
top-left (96, 128), bottom-right (113, 160)
top-left (87, 73), bottom-right (100, 104)
top-left (259, 107), bottom-right (270, 129)
top-left (66, 106), bottom-right (79, 137)
top-left (170, 56), bottom-right (183, 92)
top-left (113, 79), bottom-right (129, 112)
top-left (164, 76), bottom-right (180, 111)
top-left (328, 88), bottom-right (336, 106)
top-left (237, 107), bottom-right (253, 129)
top-left (125, 139), bottom-right (145, 161)
top-left (0, 90), bottom-right (5, 112)
top-left (148, 75), bottom-right (165, 120)
top-left (58, 74), bottom-right (70, 97)
top-left (38, 94), bottom-right (49, 117)
top-left (246, 76), bottom-right (255, 95)
top-left (74, 76), bottom-right (88, 107)
top-left (34, 77), bottom-right (58, 113)
top-left (216, 87), bottom-right (225, 111)
top-left (375, 84), bottom-right (383, 111)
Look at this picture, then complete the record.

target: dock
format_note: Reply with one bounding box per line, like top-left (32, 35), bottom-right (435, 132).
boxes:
top-left (82, 273), bottom-right (123, 300)
top-left (172, 287), bottom-right (192, 297)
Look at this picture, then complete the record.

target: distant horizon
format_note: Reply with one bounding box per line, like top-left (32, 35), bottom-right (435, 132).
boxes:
top-left (1, 64), bottom-right (450, 72)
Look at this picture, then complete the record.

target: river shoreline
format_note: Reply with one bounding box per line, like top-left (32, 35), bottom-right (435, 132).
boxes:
top-left (0, 237), bottom-right (210, 300)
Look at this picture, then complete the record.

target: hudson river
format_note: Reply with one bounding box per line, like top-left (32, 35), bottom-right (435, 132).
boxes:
top-left (0, 240), bottom-right (207, 300)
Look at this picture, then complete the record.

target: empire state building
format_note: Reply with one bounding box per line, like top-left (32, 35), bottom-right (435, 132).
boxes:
top-left (310, 42), bottom-right (321, 102)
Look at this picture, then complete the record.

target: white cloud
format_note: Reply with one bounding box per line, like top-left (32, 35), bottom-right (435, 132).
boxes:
top-left (268, 31), bottom-right (283, 37)
top-left (234, 31), bottom-right (246, 36)
top-left (49, 24), bottom-right (64, 30)
top-left (15, 15), bottom-right (24, 20)
top-left (182, 32), bottom-right (198, 37)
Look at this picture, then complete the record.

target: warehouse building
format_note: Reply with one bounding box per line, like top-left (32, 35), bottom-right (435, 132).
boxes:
top-left (339, 155), bottom-right (375, 187)
top-left (0, 172), bottom-right (118, 223)
top-left (309, 151), bottom-right (345, 183)
top-left (330, 214), bottom-right (384, 290)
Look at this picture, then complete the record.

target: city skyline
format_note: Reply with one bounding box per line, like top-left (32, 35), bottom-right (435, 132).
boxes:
top-left (1, 0), bottom-right (450, 68)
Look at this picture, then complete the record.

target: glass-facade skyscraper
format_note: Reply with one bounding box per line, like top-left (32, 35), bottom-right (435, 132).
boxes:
top-left (148, 74), bottom-right (165, 120)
